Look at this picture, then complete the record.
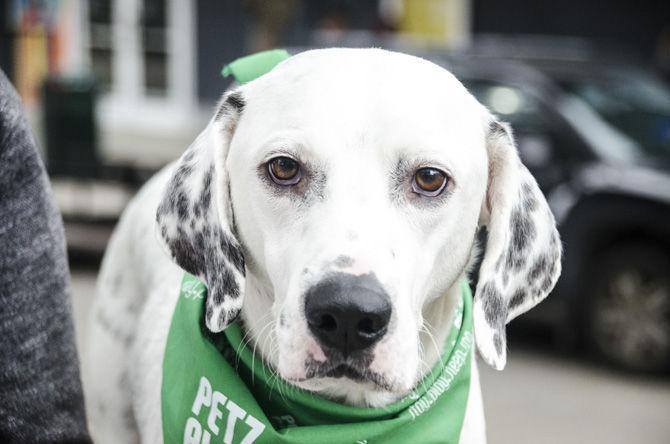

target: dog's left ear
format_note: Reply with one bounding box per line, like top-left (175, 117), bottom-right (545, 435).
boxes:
top-left (156, 91), bottom-right (247, 333)
top-left (474, 119), bottom-right (562, 370)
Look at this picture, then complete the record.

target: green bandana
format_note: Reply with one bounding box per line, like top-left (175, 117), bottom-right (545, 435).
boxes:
top-left (162, 274), bottom-right (473, 444)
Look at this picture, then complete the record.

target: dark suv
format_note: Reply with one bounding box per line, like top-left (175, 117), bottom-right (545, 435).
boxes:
top-left (421, 44), bottom-right (670, 373)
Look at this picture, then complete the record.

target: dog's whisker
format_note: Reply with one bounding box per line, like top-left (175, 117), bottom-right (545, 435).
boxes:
top-left (235, 310), bottom-right (273, 369)
top-left (259, 322), bottom-right (281, 386)
top-left (417, 322), bottom-right (444, 396)
top-left (251, 318), bottom-right (276, 386)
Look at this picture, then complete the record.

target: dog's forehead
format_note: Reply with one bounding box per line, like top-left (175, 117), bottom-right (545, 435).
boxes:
top-left (231, 49), bottom-right (487, 172)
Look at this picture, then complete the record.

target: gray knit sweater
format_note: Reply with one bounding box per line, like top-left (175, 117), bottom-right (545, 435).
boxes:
top-left (0, 70), bottom-right (91, 443)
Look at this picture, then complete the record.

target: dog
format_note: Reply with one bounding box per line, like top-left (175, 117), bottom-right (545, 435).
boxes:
top-left (84, 48), bottom-right (561, 443)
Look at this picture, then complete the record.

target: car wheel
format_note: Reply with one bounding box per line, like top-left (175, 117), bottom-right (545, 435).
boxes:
top-left (585, 243), bottom-right (670, 373)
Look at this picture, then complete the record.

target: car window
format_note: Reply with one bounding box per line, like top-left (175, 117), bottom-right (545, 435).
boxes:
top-left (560, 72), bottom-right (670, 159)
top-left (462, 78), bottom-right (593, 188)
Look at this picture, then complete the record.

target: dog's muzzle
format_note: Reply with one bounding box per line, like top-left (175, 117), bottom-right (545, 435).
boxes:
top-left (304, 273), bottom-right (392, 357)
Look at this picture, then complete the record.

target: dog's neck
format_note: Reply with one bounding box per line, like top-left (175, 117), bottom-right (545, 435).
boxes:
top-left (240, 272), bottom-right (462, 407)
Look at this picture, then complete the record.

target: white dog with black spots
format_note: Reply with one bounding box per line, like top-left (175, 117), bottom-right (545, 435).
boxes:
top-left (84, 48), bottom-right (561, 443)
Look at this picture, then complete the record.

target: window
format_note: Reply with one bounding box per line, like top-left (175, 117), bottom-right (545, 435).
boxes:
top-left (141, 0), bottom-right (168, 95)
top-left (88, 0), bottom-right (113, 92)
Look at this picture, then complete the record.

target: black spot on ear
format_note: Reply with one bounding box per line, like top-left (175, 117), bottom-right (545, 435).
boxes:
top-left (493, 331), bottom-right (504, 354)
top-left (206, 260), bottom-right (240, 307)
top-left (215, 92), bottom-right (245, 121)
top-left (226, 92), bottom-right (245, 112)
top-left (527, 254), bottom-right (548, 285)
top-left (540, 272), bottom-right (554, 293)
top-left (504, 247), bottom-right (525, 272)
top-left (218, 229), bottom-right (245, 274)
top-left (183, 148), bottom-right (196, 163)
top-left (176, 189), bottom-right (190, 222)
top-left (217, 309), bottom-right (229, 329)
top-left (173, 162), bottom-right (194, 188)
top-left (489, 120), bottom-right (509, 139)
top-left (481, 283), bottom-right (505, 327)
top-left (200, 166), bottom-right (213, 210)
top-left (510, 206), bottom-right (536, 253)
top-left (194, 230), bottom-right (205, 251)
top-left (509, 289), bottom-right (526, 310)
top-left (166, 235), bottom-right (201, 276)
top-left (502, 270), bottom-right (510, 287)
top-left (521, 182), bottom-right (537, 212)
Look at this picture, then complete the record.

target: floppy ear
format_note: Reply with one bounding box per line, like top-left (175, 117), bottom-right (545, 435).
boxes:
top-left (473, 120), bottom-right (562, 370)
top-left (156, 91), bottom-right (247, 332)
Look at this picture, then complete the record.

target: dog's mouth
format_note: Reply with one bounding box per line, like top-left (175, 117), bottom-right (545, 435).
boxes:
top-left (324, 364), bottom-right (364, 379)
top-left (296, 358), bottom-right (395, 392)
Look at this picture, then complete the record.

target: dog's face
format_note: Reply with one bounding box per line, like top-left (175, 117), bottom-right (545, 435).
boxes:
top-left (156, 49), bottom-right (561, 406)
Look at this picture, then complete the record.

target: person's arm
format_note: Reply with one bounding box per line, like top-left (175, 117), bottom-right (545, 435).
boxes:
top-left (0, 70), bottom-right (91, 443)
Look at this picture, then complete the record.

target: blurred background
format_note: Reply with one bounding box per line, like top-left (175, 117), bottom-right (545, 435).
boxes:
top-left (1, 0), bottom-right (669, 442)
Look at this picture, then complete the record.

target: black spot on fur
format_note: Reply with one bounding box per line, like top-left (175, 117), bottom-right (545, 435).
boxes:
top-left (503, 204), bottom-right (536, 272)
top-left (176, 189), bottom-right (189, 221)
top-left (194, 230), bottom-right (205, 251)
top-left (510, 206), bottom-right (535, 254)
top-left (504, 247), bottom-right (525, 272)
top-left (183, 148), bottom-right (196, 163)
top-left (122, 405), bottom-right (137, 431)
top-left (200, 166), bottom-right (213, 210)
top-left (540, 273), bottom-right (554, 293)
top-left (174, 161), bottom-right (194, 185)
top-left (521, 182), bottom-right (537, 212)
top-left (493, 331), bottom-right (504, 354)
top-left (481, 283), bottom-right (505, 328)
top-left (333, 255), bottom-right (354, 268)
top-left (527, 254), bottom-right (548, 285)
top-left (217, 309), bottom-right (228, 328)
top-left (167, 236), bottom-right (201, 276)
top-left (215, 92), bottom-right (245, 121)
top-left (489, 120), bottom-right (508, 139)
top-left (509, 289), bottom-right (526, 310)
top-left (225, 92), bottom-right (245, 112)
top-left (218, 229), bottom-right (245, 274)
top-left (502, 270), bottom-right (510, 287)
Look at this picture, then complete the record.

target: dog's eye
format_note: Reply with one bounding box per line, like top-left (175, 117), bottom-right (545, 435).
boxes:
top-left (268, 156), bottom-right (301, 185)
top-left (413, 167), bottom-right (448, 196)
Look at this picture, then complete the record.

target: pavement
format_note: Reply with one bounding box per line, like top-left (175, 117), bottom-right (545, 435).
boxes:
top-left (70, 269), bottom-right (670, 444)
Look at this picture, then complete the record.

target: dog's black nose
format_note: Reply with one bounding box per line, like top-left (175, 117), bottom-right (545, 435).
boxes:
top-left (304, 273), bottom-right (392, 356)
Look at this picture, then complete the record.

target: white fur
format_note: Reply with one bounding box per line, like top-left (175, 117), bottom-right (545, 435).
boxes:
top-left (85, 48), bottom-right (561, 443)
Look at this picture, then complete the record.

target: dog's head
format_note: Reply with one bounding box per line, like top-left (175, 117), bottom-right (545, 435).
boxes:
top-left (156, 49), bottom-right (561, 405)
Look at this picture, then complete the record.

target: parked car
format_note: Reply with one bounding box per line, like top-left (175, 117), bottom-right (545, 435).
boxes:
top-left (420, 42), bottom-right (670, 373)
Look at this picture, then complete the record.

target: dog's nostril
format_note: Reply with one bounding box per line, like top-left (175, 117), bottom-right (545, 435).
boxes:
top-left (317, 313), bottom-right (337, 332)
top-left (357, 317), bottom-right (376, 336)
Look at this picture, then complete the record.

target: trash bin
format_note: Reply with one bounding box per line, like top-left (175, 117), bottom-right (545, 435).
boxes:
top-left (42, 75), bottom-right (98, 178)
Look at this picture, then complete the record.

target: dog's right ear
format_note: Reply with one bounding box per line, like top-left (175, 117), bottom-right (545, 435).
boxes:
top-left (156, 91), bottom-right (247, 333)
top-left (473, 119), bottom-right (562, 370)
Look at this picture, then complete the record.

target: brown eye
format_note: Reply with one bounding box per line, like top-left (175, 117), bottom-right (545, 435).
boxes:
top-left (413, 167), bottom-right (448, 196)
top-left (268, 156), bottom-right (301, 185)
